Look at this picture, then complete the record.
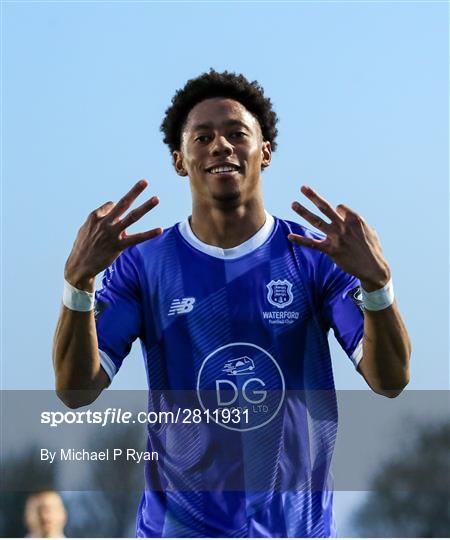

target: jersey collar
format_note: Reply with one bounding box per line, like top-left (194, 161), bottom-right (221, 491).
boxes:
top-left (178, 211), bottom-right (275, 260)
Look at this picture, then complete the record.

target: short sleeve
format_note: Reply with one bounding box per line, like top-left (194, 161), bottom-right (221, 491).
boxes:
top-left (94, 248), bottom-right (143, 381)
top-left (319, 258), bottom-right (364, 368)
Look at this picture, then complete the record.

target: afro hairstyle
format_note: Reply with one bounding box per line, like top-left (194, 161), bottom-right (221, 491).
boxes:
top-left (160, 69), bottom-right (279, 155)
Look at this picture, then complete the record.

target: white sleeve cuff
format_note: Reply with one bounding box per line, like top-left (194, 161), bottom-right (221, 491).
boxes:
top-left (99, 349), bottom-right (117, 382)
top-left (350, 338), bottom-right (363, 368)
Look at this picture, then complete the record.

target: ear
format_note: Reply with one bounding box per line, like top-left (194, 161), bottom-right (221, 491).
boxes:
top-left (173, 150), bottom-right (188, 177)
top-left (261, 141), bottom-right (272, 169)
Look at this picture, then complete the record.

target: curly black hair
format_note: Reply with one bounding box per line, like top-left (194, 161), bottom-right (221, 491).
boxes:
top-left (160, 69), bottom-right (279, 154)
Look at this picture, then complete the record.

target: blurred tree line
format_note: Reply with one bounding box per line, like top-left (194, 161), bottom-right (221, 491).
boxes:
top-left (352, 420), bottom-right (450, 537)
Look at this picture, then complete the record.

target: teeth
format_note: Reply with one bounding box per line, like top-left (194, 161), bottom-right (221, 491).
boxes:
top-left (209, 166), bottom-right (239, 174)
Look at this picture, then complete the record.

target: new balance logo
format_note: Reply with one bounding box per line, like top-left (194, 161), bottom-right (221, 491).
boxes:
top-left (168, 297), bottom-right (196, 316)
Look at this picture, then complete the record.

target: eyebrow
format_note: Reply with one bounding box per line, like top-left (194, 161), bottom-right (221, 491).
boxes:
top-left (192, 119), bottom-right (251, 131)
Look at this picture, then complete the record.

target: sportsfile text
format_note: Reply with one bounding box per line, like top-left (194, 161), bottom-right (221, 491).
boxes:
top-left (41, 407), bottom-right (249, 427)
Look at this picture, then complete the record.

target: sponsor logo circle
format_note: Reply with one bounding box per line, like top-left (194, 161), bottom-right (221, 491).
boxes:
top-left (196, 342), bottom-right (285, 432)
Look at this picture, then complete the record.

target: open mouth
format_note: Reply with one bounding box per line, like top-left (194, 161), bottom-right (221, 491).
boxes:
top-left (205, 164), bottom-right (241, 175)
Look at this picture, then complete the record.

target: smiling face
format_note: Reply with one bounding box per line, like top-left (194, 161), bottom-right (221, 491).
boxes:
top-left (173, 98), bottom-right (271, 209)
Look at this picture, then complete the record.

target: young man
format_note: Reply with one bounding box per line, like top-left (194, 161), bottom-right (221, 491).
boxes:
top-left (24, 491), bottom-right (67, 538)
top-left (54, 70), bottom-right (411, 537)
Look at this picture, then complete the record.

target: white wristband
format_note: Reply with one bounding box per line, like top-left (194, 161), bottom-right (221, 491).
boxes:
top-left (361, 278), bottom-right (394, 311)
top-left (63, 279), bottom-right (95, 312)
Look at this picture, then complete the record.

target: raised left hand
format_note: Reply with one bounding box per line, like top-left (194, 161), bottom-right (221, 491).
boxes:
top-left (288, 186), bottom-right (391, 291)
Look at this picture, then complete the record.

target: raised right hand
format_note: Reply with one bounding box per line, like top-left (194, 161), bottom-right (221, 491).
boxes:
top-left (64, 180), bottom-right (163, 292)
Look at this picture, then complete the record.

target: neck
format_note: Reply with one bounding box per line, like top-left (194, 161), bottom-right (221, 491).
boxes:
top-left (31, 531), bottom-right (64, 538)
top-left (190, 197), bottom-right (266, 249)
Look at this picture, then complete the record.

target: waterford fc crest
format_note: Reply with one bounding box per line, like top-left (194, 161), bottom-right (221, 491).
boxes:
top-left (266, 279), bottom-right (294, 308)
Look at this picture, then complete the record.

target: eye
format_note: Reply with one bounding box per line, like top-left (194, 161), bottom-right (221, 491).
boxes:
top-left (230, 131), bottom-right (246, 139)
top-left (195, 135), bottom-right (211, 143)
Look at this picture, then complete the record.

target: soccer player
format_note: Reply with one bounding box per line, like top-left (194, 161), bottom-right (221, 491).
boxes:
top-left (24, 491), bottom-right (67, 538)
top-left (53, 70), bottom-right (411, 537)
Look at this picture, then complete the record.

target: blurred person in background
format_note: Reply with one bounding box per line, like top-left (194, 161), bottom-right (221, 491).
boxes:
top-left (24, 491), bottom-right (67, 538)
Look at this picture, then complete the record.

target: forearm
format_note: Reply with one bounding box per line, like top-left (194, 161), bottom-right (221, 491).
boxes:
top-left (358, 300), bottom-right (411, 397)
top-left (53, 305), bottom-right (108, 408)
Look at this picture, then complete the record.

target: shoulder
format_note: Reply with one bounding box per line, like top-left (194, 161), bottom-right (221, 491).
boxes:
top-left (125, 223), bottom-right (179, 262)
top-left (105, 225), bottom-right (180, 285)
top-left (274, 216), bottom-right (326, 242)
top-left (273, 216), bottom-right (339, 284)
top-left (273, 216), bottom-right (326, 266)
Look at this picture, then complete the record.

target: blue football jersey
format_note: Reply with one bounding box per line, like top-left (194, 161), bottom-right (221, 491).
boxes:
top-left (95, 213), bottom-right (364, 537)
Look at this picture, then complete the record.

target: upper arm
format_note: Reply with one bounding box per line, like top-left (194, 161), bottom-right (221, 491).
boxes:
top-left (94, 248), bottom-right (145, 382)
top-left (319, 257), bottom-right (365, 368)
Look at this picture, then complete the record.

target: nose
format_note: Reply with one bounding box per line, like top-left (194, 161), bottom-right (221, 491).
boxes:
top-left (211, 135), bottom-right (233, 157)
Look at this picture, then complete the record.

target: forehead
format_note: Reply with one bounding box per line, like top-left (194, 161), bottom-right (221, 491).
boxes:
top-left (183, 98), bottom-right (260, 133)
top-left (28, 492), bottom-right (63, 509)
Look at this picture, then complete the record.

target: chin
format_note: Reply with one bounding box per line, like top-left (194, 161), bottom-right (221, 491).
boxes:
top-left (211, 191), bottom-right (242, 206)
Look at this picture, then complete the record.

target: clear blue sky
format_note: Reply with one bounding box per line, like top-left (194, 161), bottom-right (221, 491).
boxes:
top-left (2, 0), bottom-right (448, 534)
